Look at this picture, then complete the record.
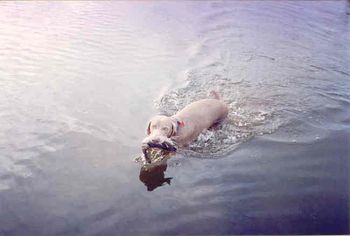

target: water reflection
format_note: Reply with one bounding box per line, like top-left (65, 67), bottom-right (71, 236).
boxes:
top-left (139, 157), bottom-right (173, 191)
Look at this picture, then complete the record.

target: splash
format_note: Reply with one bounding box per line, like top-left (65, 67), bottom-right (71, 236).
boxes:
top-left (155, 76), bottom-right (284, 158)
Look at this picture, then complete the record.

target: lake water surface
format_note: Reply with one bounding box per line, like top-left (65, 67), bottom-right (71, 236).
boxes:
top-left (0, 1), bottom-right (349, 235)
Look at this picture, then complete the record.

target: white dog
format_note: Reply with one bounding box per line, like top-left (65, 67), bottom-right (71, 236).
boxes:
top-left (142, 91), bottom-right (228, 163)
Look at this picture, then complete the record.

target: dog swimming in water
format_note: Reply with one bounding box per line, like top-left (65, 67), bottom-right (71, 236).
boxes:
top-left (141, 91), bottom-right (228, 163)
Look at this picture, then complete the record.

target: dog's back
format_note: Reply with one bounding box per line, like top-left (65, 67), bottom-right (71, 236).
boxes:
top-left (176, 99), bottom-right (227, 123)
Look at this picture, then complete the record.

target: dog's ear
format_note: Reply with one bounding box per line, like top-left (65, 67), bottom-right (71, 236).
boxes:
top-left (169, 121), bottom-right (177, 137)
top-left (146, 121), bottom-right (151, 135)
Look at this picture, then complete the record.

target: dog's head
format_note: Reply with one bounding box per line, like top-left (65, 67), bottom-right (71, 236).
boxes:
top-left (145, 115), bottom-right (177, 143)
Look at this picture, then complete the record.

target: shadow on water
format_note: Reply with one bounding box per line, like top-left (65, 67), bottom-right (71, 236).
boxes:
top-left (139, 157), bottom-right (173, 192)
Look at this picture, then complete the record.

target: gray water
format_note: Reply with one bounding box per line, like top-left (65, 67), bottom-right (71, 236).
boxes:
top-left (0, 1), bottom-right (349, 235)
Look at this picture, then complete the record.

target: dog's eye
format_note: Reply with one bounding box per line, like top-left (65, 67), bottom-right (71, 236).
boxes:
top-left (162, 127), bottom-right (169, 131)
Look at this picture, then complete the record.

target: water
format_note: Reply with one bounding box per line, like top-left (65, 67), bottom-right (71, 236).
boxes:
top-left (0, 1), bottom-right (349, 235)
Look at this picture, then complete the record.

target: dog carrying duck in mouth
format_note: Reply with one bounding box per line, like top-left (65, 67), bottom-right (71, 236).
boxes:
top-left (141, 91), bottom-right (228, 164)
